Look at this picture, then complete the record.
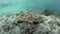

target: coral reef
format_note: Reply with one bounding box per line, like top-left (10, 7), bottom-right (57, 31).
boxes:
top-left (0, 10), bottom-right (60, 34)
top-left (42, 9), bottom-right (54, 16)
top-left (15, 11), bottom-right (43, 24)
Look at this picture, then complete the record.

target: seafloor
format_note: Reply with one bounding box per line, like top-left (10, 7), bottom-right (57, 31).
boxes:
top-left (0, 10), bottom-right (60, 34)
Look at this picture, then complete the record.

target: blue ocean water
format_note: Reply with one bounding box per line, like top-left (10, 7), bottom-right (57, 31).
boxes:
top-left (0, 0), bottom-right (60, 14)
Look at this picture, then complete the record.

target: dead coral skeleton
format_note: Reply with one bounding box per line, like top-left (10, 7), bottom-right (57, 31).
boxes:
top-left (13, 11), bottom-right (43, 25)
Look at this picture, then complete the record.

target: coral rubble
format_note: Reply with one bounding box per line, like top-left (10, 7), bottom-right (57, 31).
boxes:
top-left (0, 10), bottom-right (60, 34)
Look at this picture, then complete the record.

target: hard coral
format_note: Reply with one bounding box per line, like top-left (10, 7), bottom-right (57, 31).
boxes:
top-left (15, 11), bottom-right (43, 24)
